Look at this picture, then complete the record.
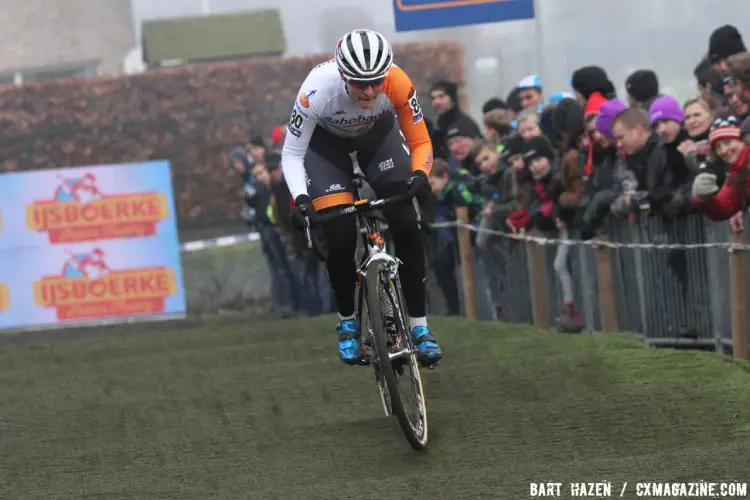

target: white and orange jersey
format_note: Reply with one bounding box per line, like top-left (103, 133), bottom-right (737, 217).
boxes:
top-left (281, 59), bottom-right (433, 200)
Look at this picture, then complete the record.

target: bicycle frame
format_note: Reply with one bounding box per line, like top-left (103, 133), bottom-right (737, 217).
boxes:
top-left (354, 198), bottom-right (402, 281)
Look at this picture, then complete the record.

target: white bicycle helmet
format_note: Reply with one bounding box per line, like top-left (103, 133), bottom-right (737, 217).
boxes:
top-left (335, 29), bottom-right (393, 82)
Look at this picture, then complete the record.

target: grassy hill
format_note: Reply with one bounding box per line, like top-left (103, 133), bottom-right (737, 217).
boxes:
top-left (0, 316), bottom-right (748, 499)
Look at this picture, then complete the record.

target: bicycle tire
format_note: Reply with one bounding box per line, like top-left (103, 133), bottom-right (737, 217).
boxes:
top-left (366, 262), bottom-right (428, 451)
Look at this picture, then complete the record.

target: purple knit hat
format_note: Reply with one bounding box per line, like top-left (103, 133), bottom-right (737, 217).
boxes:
top-left (649, 95), bottom-right (685, 126)
top-left (595, 99), bottom-right (626, 138)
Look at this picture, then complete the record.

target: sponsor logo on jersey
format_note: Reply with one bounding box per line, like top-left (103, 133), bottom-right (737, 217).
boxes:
top-left (324, 111), bottom-right (385, 128)
top-left (378, 158), bottom-right (395, 172)
top-left (299, 89), bottom-right (317, 108)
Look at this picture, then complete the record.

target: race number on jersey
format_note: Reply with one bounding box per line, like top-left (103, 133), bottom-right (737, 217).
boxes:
top-left (407, 87), bottom-right (424, 124)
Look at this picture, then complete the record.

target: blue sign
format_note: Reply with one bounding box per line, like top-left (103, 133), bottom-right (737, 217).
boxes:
top-left (393, 0), bottom-right (535, 32)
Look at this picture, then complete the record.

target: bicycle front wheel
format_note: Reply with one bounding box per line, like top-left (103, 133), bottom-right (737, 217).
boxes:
top-left (366, 261), bottom-right (428, 451)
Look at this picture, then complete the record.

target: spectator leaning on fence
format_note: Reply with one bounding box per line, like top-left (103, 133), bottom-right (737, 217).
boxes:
top-left (609, 107), bottom-right (675, 218)
top-left (692, 115), bottom-right (750, 233)
top-left (648, 95), bottom-right (694, 214)
top-left (681, 97), bottom-right (725, 185)
top-left (576, 98), bottom-right (628, 239)
top-left (472, 139), bottom-right (519, 231)
top-left (425, 158), bottom-right (484, 316)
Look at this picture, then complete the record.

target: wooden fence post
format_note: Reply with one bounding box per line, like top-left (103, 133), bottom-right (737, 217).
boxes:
top-left (728, 233), bottom-right (749, 360)
top-left (525, 230), bottom-right (550, 328)
top-left (594, 236), bottom-right (619, 332)
top-left (456, 207), bottom-right (477, 320)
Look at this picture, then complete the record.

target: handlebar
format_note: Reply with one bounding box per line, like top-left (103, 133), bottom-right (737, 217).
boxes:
top-left (303, 175), bottom-right (432, 262)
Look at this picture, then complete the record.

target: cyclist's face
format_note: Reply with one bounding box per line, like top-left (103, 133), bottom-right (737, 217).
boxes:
top-left (346, 78), bottom-right (384, 109)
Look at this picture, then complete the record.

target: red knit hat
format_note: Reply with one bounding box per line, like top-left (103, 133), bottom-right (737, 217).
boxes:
top-left (584, 91), bottom-right (607, 116)
top-left (709, 116), bottom-right (741, 147)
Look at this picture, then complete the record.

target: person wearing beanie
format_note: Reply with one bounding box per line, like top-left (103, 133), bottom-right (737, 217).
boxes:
top-left (518, 134), bottom-right (584, 332)
top-left (516, 74), bottom-right (544, 112)
top-left (595, 99), bottom-right (627, 139)
top-left (692, 115), bottom-right (750, 230)
top-left (649, 96), bottom-right (685, 143)
top-left (649, 96), bottom-right (698, 214)
top-left (444, 115), bottom-right (485, 175)
top-left (506, 136), bottom-right (558, 231)
top-left (538, 103), bottom-right (562, 146)
top-left (570, 66), bottom-right (616, 104)
top-left (550, 99), bottom-right (586, 213)
top-left (709, 25), bottom-right (746, 72)
top-left (482, 97), bottom-right (508, 114)
top-left (609, 108), bottom-right (675, 217)
top-left (625, 70), bottom-right (660, 110)
top-left (430, 80), bottom-right (482, 160)
top-left (575, 98), bottom-right (628, 240)
top-left (552, 98), bottom-right (585, 150)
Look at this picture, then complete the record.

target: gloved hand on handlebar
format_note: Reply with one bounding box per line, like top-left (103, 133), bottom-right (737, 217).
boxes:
top-left (408, 170), bottom-right (431, 204)
top-left (290, 194), bottom-right (315, 231)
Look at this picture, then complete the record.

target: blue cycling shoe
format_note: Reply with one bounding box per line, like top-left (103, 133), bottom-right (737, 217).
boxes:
top-left (337, 318), bottom-right (362, 364)
top-left (412, 325), bottom-right (442, 366)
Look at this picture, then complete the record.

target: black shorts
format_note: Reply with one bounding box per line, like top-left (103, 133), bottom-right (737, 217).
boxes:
top-left (304, 112), bottom-right (413, 210)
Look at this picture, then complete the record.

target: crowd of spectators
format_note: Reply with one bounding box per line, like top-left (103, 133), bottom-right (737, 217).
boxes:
top-left (227, 24), bottom-right (750, 328)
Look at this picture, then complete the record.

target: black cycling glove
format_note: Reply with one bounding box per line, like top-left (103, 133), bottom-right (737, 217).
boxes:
top-left (408, 170), bottom-right (431, 204)
top-left (290, 194), bottom-right (315, 231)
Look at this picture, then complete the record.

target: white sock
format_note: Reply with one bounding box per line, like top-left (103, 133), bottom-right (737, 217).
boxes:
top-left (410, 316), bottom-right (427, 329)
top-left (338, 313), bottom-right (356, 322)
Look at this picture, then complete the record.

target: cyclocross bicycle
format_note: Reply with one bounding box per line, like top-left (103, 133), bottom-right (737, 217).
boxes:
top-left (302, 173), bottom-right (433, 451)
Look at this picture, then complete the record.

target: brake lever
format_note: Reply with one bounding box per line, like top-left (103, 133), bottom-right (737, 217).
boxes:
top-left (411, 197), bottom-right (433, 234)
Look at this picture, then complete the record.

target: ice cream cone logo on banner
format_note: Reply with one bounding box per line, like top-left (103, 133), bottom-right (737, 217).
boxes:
top-left (33, 247), bottom-right (177, 321)
top-left (25, 172), bottom-right (169, 244)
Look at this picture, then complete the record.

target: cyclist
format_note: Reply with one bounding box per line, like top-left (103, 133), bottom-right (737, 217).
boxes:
top-left (281, 29), bottom-right (443, 367)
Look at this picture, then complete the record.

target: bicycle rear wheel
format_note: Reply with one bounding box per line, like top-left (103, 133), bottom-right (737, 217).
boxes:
top-left (366, 262), bottom-right (428, 451)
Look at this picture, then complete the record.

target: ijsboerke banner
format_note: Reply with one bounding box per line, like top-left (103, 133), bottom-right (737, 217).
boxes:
top-left (393, 0), bottom-right (535, 32)
top-left (0, 160), bottom-right (186, 330)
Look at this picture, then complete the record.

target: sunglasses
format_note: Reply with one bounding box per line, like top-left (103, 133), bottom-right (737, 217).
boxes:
top-left (348, 77), bottom-right (386, 89)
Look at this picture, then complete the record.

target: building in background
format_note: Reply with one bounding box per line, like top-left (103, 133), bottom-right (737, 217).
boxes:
top-left (0, 0), bottom-right (135, 84)
top-left (141, 9), bottom-right (285, 68)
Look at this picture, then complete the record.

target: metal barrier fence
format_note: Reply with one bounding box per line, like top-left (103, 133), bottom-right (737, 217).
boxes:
top-left (438, 210), bottom-right (750, 360)
top-left (177, 208), bottom-right (749, 359)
